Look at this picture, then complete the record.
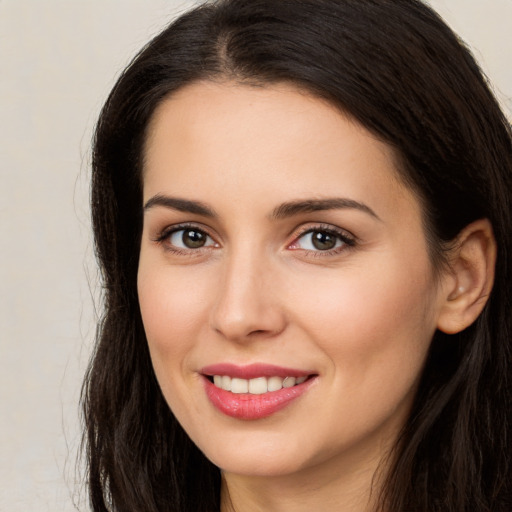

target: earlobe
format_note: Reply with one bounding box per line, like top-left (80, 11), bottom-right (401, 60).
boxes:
top-left (437, 219), bottom-right (496, 334)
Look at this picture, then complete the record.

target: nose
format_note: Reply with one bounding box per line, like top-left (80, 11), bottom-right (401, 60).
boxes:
top-left (209, 250), bottom-right (287, 342)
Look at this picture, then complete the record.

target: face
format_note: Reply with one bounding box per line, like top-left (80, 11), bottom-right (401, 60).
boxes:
top-left (138, 81), bottom-right (448, 480)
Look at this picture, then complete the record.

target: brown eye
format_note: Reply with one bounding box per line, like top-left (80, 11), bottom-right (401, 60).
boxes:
top-left (311, 231), bottom-right (337, 250)
top-left (168, 228), bottom-right (215, 250)
top-left (182, 229), bottom-right (207, 248)
top-left (290, 227), bottom-right (356, 254)
top-left (296, 230), bottom-right (344, 251)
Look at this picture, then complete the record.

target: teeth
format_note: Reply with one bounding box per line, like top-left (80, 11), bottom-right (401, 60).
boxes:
top-left (231, 378), bottom-right (249, 394)
top-left (267, 376), bottom-right (283, 392)
top-left (211, 375), bottom-right (308, 394)
top-left (282, 377), bottom-right (296, 388)
top-left (248, 377), bottom-right (267, 395)
top-left (221, 375), bottom-right (231, 391)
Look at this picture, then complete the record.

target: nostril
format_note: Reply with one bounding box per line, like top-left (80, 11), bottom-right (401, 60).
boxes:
top-left (248, 329), bottom-right (267, 336)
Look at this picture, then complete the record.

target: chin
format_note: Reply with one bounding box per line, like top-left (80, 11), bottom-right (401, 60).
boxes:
top-left (195, 428), bottom-right (313, 477)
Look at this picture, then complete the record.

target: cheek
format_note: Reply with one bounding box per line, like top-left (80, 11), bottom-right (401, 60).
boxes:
top-left (137, 264), bottom-right (215, 424)
top-left (137, 264), bottom-right (212, 367)
top-left (286, 262), bottom-right (438, 450)
top-left (289, 254), bottom-right (438, 383)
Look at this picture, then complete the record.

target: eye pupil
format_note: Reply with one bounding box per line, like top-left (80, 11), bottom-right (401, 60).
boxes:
top-left (312, 231), bottom-right (336, 250)
top-left (183, 230), bottom-right (206, 248)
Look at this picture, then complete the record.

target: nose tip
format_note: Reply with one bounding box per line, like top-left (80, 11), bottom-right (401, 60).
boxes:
top-left (209, 263), bottom-right (287, 343)
top-left (211, 307), bottom-right (285, 342)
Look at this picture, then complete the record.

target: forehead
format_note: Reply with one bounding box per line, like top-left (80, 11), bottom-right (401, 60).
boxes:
top-left (142, 80), bottom-right (418, 220)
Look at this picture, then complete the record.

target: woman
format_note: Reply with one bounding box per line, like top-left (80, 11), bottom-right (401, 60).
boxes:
top-left (83, 0), bottom-right (512, 510)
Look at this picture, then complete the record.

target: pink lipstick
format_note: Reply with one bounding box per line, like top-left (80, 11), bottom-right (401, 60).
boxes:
top-left (201, 363), bottom-right (317, 420)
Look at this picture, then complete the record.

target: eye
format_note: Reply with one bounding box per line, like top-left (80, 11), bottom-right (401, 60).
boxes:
top-left (299, 230), bottom-right (342, 251)
top-left (163, 226), bottom-right (217, 250)
top-left (289, 226), bottom-right (355, 253)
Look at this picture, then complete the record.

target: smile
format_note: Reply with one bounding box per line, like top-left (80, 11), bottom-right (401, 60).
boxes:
top-left (201, 364), bottom-right (317, 420)
top-left (212, 375), bottom-right (308, 394)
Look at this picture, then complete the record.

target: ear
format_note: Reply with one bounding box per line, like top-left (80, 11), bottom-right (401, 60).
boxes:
top-left (437, 219), bottom-right (496, 334)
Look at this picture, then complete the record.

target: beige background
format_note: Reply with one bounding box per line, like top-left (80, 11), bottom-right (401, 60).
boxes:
top-left (0, 1), bottom-right (510, 510)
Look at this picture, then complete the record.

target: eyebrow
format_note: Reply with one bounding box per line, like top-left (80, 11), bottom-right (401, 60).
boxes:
top-left (270, 198), bottom-right (380, 221)
top-left (143, 194), bottom-right (380, 221)
top-left (144, 194), bottom-right (216, 217)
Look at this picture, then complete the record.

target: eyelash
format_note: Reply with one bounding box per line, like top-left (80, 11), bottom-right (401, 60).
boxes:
top-left (289, 224), bottom-right (356, 257)
top-left (154, 223), bottom-right (217, 256)
top-left (153, 222), bottom-right (356, 257)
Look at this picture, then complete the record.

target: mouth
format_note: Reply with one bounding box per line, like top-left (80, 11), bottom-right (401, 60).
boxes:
top-left (207, 374), bottom-right (310, 394)
top-left (200, 363), bottom-right (318, 420)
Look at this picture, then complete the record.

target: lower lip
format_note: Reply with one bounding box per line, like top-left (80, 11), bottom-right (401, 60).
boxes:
top-left (203, 376), bottom-right (316, 420)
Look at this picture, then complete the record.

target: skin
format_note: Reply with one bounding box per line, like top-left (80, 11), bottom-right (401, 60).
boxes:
top-left (138, 81), bottom-right (460, 512)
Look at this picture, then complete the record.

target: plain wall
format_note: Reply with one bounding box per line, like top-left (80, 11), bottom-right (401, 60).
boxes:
top-left (0, 1), bottom-right (510, 510)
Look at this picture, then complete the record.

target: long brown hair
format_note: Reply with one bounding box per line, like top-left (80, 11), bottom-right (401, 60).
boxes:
top-left (84, 1), bottom-right (512, 510)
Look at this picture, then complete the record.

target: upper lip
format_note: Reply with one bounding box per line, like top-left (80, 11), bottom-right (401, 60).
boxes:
top-left (200, 363), bottom-right (315, 379)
